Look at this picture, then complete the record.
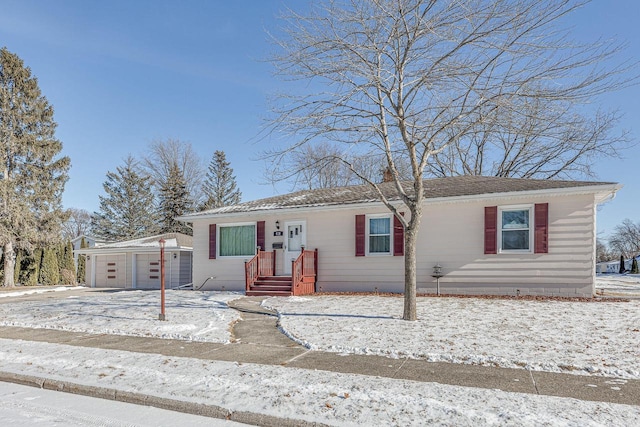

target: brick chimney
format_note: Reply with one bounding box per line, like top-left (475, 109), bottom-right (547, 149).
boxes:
top-left (382, 167), bottom-right (394, 183)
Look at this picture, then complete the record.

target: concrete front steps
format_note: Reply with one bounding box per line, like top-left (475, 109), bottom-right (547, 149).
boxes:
top-left (246, 276), bottom-right (293, 297)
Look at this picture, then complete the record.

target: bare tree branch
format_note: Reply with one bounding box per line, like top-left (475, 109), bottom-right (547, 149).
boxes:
top-left (263, 0), bottom-right (637, 320)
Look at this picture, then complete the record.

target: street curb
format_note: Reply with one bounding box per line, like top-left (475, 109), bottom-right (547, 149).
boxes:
top-left (0, 370), bottom-right (330, 427)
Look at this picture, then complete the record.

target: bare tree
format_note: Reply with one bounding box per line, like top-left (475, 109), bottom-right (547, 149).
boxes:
top-left (265, 0), bottom-right (633, 320)
top-left (596, 237), bottom-right (614, 263)
top-left (61, 208), bottom-right (92, 240)
top-left (608, 219), bottom-right (640, 259)
top-left (428, 98), bottom-right (630, 179)
top-left (142, 138), bottom-right (204, 207)
top-left (269, 141), bottom-right (413, 190)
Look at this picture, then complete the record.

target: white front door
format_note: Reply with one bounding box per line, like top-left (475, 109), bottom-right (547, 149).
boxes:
top-left (284, 221), bottom-right (306, 275)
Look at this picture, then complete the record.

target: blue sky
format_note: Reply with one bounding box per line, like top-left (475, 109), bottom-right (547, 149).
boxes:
top-left (1, 0), bottom-right (638, 239)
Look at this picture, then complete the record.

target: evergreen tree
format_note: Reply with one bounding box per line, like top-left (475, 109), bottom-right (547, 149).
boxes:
top-left (60, 240), bottom-right (76, 285)
top-left (619, 255), bottom-right (626, 274)
top-left (158, 162), bottom-right (192, 234)
top-left (200, 150), bottom-right (241, 211)
top-left (91, 155), bottom-right (158, 240)
top-left (39, 247), bottom-right (59, 286)
top-left (56, 241), bottom-right (65, 271)
top-left (27, 248), bottom-right (43, 286)
top-left (13, 249), bottom-right (22, 285)
top-left (632, 257), bottom-right (639, 275)
top-left (76, 237), bottom-right (87, 284)
top-left (19, 251), bottom-right (39, 286)
top-left (0, 47), bottom-right (70, 287)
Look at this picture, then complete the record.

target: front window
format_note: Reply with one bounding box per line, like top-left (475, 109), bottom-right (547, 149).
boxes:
top-left (219, 224), bottom-right (256, 257)
top-left (368, 216), bottom-right (391, 254)
top-left (500, 207), bottom-right (531, 252)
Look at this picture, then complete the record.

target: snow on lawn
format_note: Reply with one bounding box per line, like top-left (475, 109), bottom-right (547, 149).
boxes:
top-left (596, 274), bottom-right (640, 296)
top-left (0, 339), bottom-right (638, 427)
top-left (0, 290), bottom-right (242, 343)
top-left (264, 295), bottom-right (640, 379)
top-left (0, 286), bottom-right (78, 299)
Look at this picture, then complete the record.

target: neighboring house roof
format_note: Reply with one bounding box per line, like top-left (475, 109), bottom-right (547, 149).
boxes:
top-left (75, 233), bottom-right (193, 254)
top-left (179, 176), bottom-right (620, 220)
top-left (71, 234), bottom-right (110, 245)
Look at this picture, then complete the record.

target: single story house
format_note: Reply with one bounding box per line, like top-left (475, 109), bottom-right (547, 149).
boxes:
top-left (596, 255), bottom-right (640, 274)
top-left (75, 233), bottom-right (193, 289)
top-left (178, 176), bottom-right (621, 297)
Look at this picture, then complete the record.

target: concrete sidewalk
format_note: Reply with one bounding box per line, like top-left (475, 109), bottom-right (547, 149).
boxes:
top-left (0, 295), bottom-right (637, 408)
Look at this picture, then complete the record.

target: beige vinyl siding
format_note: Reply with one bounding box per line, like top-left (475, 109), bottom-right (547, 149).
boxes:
top-left (192, 219), bottom-right (247, 291)
top-left (414, 193), bottom-right (595, 297)
top-left (191, 193), bottom-right (597, 297)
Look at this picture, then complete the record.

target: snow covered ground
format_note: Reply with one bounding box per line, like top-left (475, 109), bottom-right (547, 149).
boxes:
top-left (0, 339), bottom-right (638, 426)
top-left (0, 381), bottom-right (242, 427)
top-left (596, 274), bottom-right (640, 296)
top-left (0, 283), bottom-right (638, 424)
top-left (0, 286), bottom-right (77, 299)
top-left (0, 290), bottom-right (242, 343)
top-left (265, 289), bottom-right (640, 379)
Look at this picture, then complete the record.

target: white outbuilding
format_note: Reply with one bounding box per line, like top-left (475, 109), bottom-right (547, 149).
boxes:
top-left (75, 233), bottom-right (193, 289)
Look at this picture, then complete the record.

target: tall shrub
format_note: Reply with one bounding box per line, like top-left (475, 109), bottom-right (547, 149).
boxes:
top-left (619, 255), bottom-right (626, 274)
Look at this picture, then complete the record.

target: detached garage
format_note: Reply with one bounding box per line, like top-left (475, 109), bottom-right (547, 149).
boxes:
top-left (76, 233), bottom-right (193, 289)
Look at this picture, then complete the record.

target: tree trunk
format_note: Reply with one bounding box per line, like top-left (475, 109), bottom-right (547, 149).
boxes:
top-left (3, 241), bottom-right (16, 287)
top-left (403, 224), bottom-right (418, 320)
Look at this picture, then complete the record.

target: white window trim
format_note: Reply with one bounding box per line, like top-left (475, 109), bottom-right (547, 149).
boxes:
top-left (218, 221), bottom-right (257, 258)
top-left (498, 204), bottom-right (533, 254)
top-left (365, 214), bottom-right (393, 256)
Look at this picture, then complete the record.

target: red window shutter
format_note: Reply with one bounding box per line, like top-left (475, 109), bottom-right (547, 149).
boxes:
top-left (534, 203), bottom-right (549, 254)
top-left (209, 224), bottom-right (216, 259)
top-left (393, 213), bottom-right (404, 256)
top-left (257, 221), bottom-right (265, 251)
top-left (355, 214), bottom-right (365, 257)
top-left (484, 206), bottom-right (497, 254)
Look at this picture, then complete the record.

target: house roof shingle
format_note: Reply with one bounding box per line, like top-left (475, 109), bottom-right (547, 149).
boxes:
top-left (181, 176), bottom-right (617, 218)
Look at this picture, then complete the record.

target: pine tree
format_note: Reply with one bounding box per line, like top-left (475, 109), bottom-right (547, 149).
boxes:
top-left (200, 150), bottom-right (241, 211)
top-left (158, 162), bottom-right (192, 234)
top-left (91, 155), bottom-right (158, 240)
top-left (0, 47), bottom-right (70, 287)
top-left (631, 257), bottom-right (639, 275)
top-left (76, 237), bottom-right (87, 284)
top-left (39, 247), bottom-right (60, 286)
top-left (619, 255), bottom-right (625, 274)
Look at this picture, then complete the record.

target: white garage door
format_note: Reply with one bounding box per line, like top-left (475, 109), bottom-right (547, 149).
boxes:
top-left (136, 254), bottom-right (163, 289)
top-left (95, 255), bottom-right (127, 288)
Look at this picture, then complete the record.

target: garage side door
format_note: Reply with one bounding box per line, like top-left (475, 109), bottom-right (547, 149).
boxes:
top-left (95, 255), bottom-right (126, 288)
